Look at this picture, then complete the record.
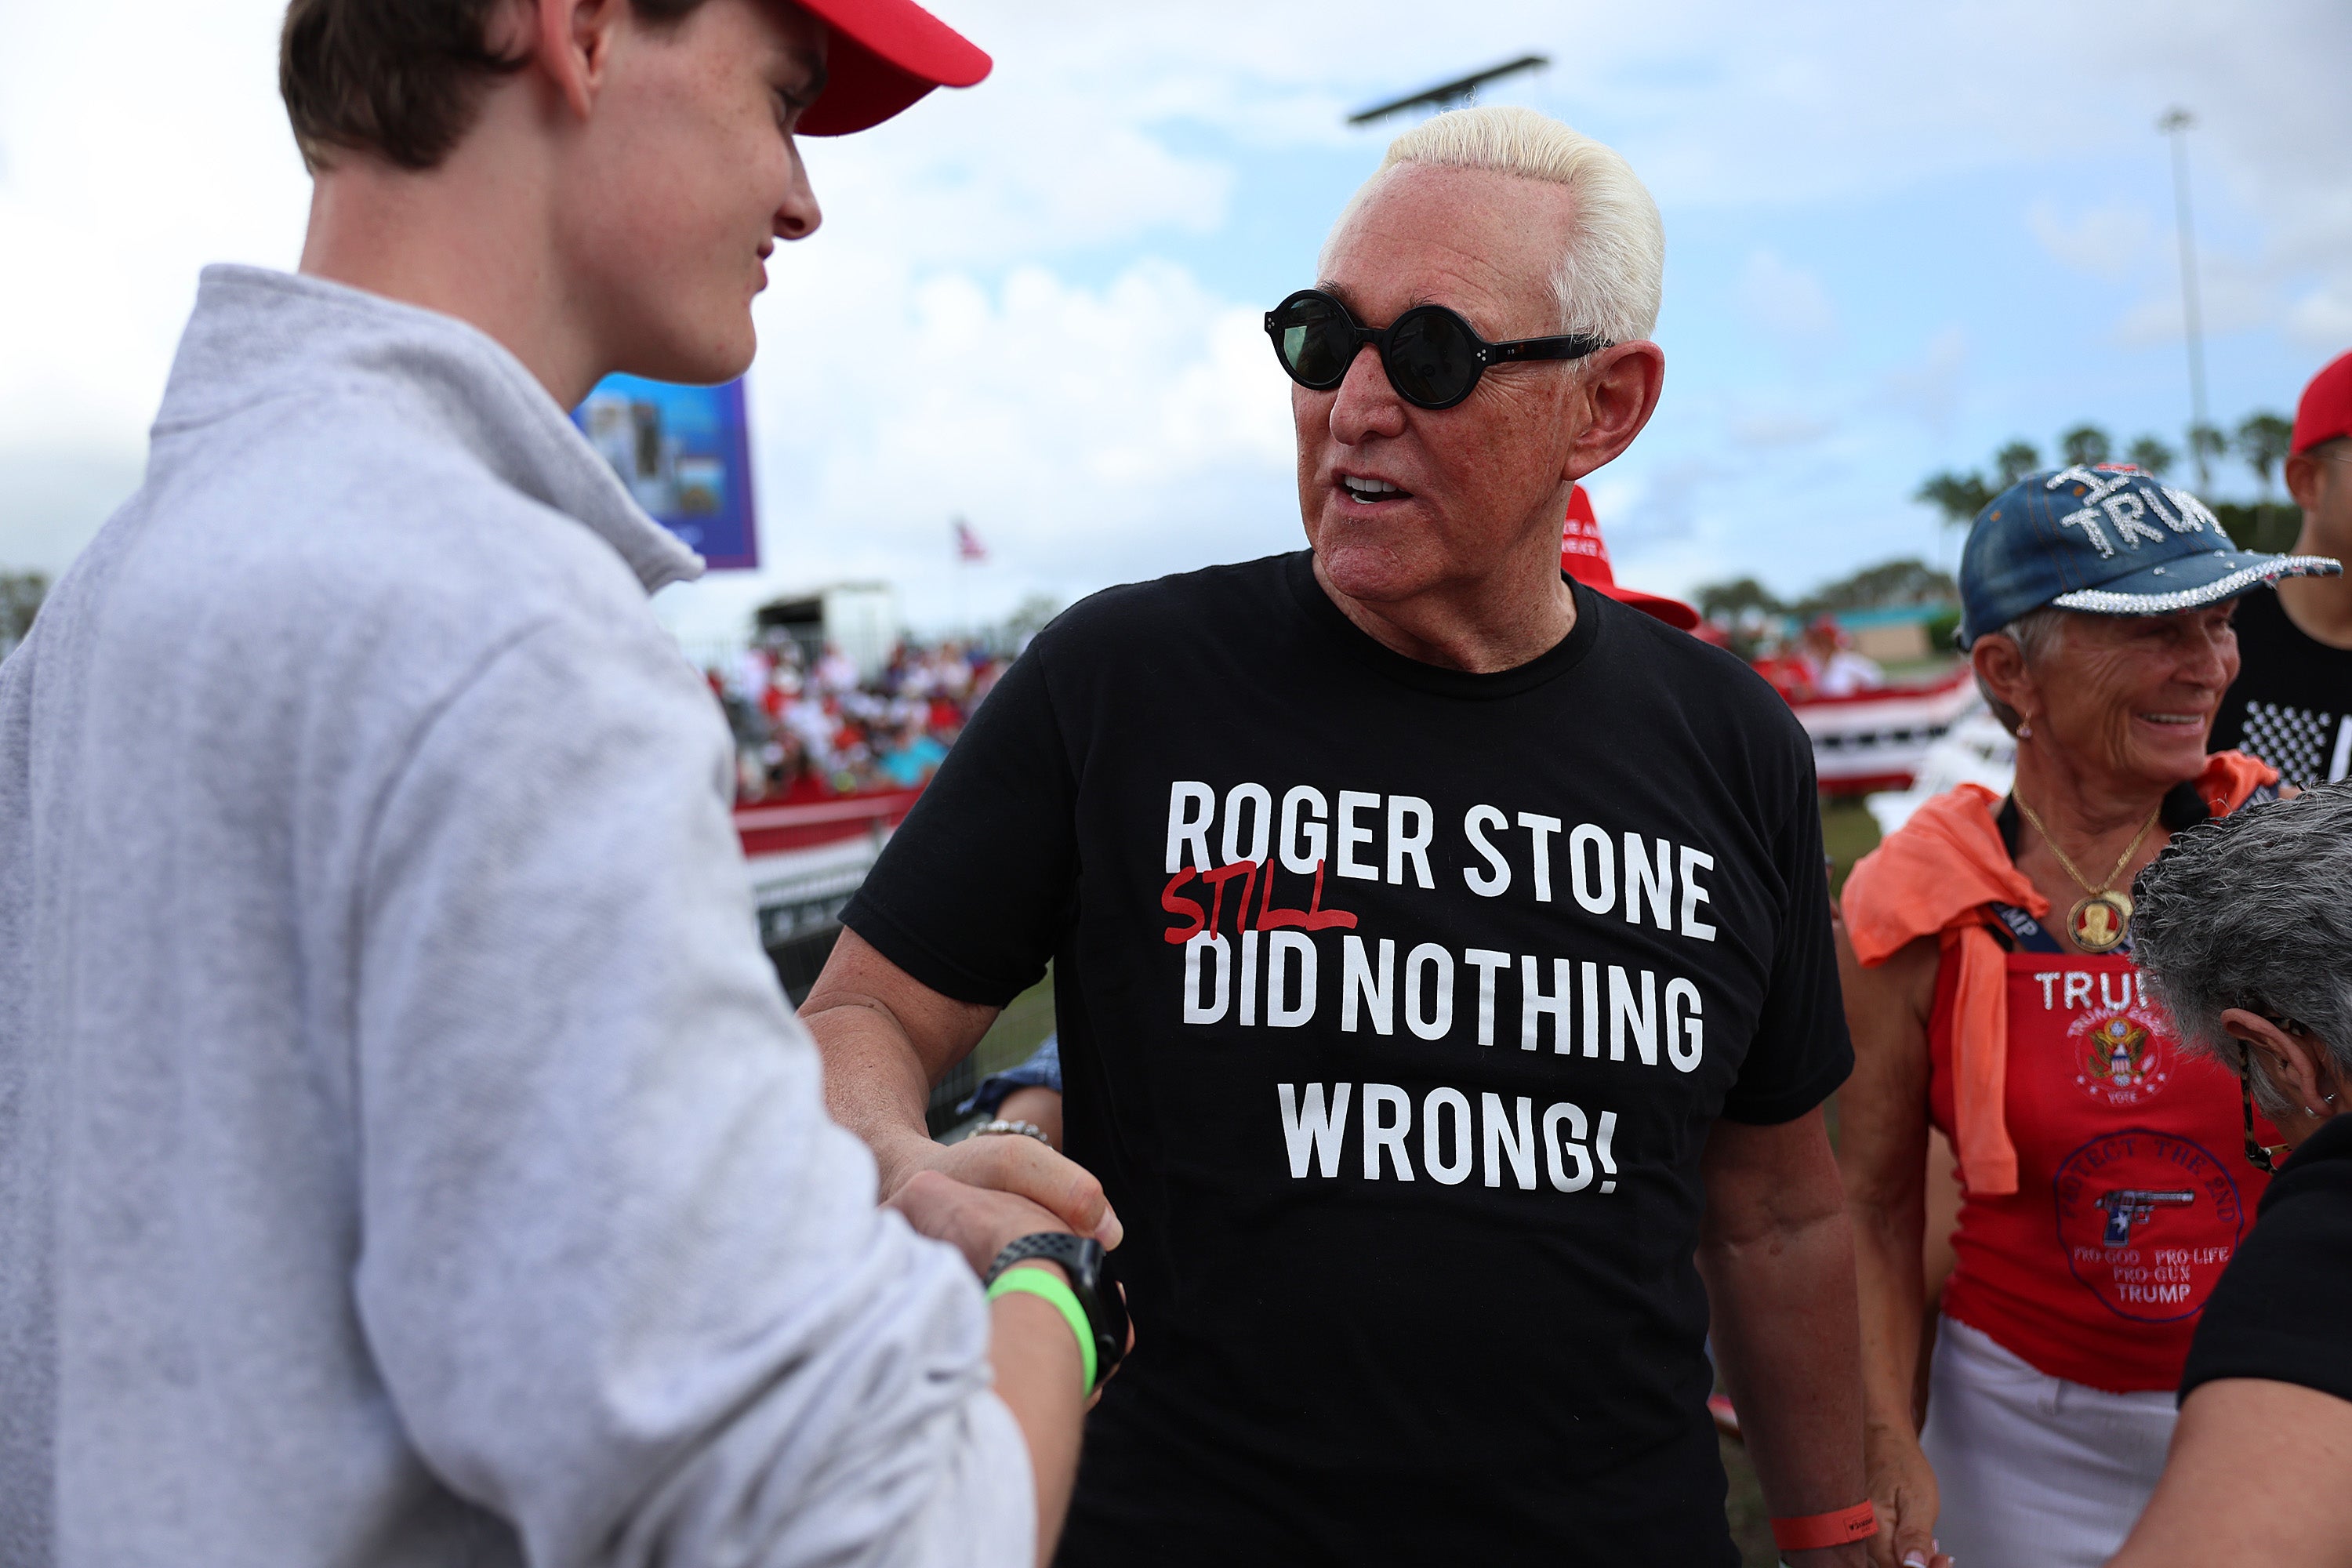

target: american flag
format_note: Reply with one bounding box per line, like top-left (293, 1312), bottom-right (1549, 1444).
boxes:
top-left (953, 517), bottom-right (988, 562)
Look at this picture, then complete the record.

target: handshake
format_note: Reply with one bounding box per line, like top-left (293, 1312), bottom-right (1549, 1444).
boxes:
top-left (881, 1118), bottom-right (1124, 1276)
top-left (880, 1115), bottom-right (1135, 1414)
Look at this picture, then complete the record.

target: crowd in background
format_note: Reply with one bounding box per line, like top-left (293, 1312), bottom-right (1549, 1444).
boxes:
top-left (708, 637), bottom-right (1014, 803)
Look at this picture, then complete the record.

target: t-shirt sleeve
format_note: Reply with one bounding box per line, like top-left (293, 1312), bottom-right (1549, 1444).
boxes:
top-left (1719, 736), bottom-right (1855, 1124)
top-left (840, 640), bottom-right (1079, 1007)
top-left (2179, 1144), bottom-right (2352, 1407)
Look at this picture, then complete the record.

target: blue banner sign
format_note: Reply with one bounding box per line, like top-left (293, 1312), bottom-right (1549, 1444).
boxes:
top-left (573, 374), bottom-right (759, 570)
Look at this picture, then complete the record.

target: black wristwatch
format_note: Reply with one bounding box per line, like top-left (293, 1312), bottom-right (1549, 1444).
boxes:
top-left (985, 1233), bottom-right (1128, 1387)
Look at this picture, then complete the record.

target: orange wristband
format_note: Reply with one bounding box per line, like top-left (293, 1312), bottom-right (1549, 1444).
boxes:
top-left (1769, 1501), bottom-right (1878, 1552)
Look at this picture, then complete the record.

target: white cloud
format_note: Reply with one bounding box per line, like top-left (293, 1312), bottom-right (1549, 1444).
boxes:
top-left (1729, 409), bottom-right (1835, 448)
top-left (6, 0), bottom-right (2352, 626)
top-left (2112, 251), bottom-right (2277, 347)
top-left (644, 252), bottom-right (1296, 645)
top-left (0, 447), bottom-right (149, 579)
top-left (1734, 249), bottom-right (1838, 350)
top-left (1611, 456), bottom-right (1730, 547)
top-left (0, 0), bottom-right (305, 573)
top-left (758, 256), bottom-right (1292, 541)
top-left (2287, 282), bottom-right (2352, 354)
top-left (797, 88), bottom-right (1234, 272)
top-left (1878, 326), bottom-right (1969, 437)
top-left (2027, 198), bottom-right (2154, 281)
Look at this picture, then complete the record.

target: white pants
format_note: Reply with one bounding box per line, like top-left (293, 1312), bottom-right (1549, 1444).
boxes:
top-left (1918, 1316), bottom-right (2176, 1568)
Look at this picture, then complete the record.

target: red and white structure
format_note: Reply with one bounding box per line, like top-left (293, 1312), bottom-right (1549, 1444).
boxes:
top-left (1787, 668), bottom-right (1981, 797)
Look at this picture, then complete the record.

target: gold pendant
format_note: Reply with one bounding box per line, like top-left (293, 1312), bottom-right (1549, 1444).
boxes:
top-left (2070, 891), bottom-right (2133, 953)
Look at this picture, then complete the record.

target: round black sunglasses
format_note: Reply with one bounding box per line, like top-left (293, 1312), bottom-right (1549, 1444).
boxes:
top-left (1263, 288), bottom-right (1612, 411)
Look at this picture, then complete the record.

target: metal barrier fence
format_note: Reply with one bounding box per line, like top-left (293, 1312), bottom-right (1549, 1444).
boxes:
top-left (750, 833), bottom-right (975, 1136)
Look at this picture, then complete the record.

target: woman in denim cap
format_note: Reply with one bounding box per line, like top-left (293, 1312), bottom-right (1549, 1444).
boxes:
top-left (1835, 464), bottom-right (2336, 1568)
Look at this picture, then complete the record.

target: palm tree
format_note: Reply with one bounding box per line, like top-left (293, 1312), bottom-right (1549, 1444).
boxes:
top-left (2187, 423), bottom-right (2229, 490)
top-left (1915, 470), bottom-right (1995, 528)
top-left (1696, 576), bottom-right (1785, 623)
top-left (2060, 425), bottom-right (2112, 466)
top-left (2127, 435), bottom-right (2176, 477)
top-left (1994, 441), bottom-right (2041, 484)
top-left (2235, 412), bottom-right (2295, 501)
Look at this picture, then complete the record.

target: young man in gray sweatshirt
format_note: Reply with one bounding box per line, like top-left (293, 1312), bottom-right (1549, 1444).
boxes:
top-left (0, 2), bottom-right (1118, 1563)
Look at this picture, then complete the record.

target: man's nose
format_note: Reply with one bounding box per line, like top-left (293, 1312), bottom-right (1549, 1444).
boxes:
top-left (1327, 341), bottom-right (1405, 445)
top-left (775, 141), bottom-right (822, 241)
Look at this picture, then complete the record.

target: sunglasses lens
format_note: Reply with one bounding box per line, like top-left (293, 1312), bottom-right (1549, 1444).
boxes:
top-left (1274, 295), bottom-right (1353, 387)
top-left (1385, 310), bottom-right (1478, 406)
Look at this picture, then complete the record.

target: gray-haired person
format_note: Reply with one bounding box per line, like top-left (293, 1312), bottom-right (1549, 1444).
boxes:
top-left (808, 103), bottom-right (1871, 1566)
top-left (2105, 784), bottom-right (2352, 1568)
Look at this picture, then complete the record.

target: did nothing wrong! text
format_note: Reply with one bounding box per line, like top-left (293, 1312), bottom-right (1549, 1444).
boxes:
top-left (1152, 780), bottom-right (1735, 1204)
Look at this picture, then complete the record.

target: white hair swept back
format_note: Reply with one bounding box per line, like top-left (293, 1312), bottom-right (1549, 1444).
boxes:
top-left (1323, 105), bottom-right (1664, 345)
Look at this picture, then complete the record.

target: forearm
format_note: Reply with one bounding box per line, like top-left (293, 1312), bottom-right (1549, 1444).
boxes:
top-left (1846, 1194), bottom-right (1929, 1442)
top-left (1831, 933), bottom-right (1947, 1566)
top-left (2107, 1379), bottom-right (2352, 1568)
top-left (804, 991), bottom-right (936, 1174)
top-left (880, 1188), bottom-right (1107, 1560)
top-left (1841, 1161), bottom-right (1950, 1568)
top-left (800, 927), bottom-right (1007, 1195)
top-left (989, 1283), bottom-right (1090, 1566)
top-left (1701, 1207), bottom-right (1870, 1566)
top-left (996, 1086), bottom-right (1065, 1151)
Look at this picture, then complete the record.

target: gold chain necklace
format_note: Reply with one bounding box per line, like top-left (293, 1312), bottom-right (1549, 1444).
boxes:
top-left (2013, 794), bottom-right (2162, 954)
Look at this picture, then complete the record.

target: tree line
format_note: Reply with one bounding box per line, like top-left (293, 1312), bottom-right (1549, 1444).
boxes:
top-left (1697, 558), bottom-right (1956, 624)
top-left (1915, 412), bottom-right (2297, 534)
top-left (0, 572), bottom-right (45, 662)
top-left (1693, 558), bottom-right (1961, 662)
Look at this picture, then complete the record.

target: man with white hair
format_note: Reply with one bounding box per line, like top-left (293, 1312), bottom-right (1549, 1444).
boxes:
top-left (808, 107), bottom-right (1869, 1564)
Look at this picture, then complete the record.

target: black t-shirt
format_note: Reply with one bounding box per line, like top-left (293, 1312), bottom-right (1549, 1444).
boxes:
top-left (2210, 589), bottom-right (2352, 784)
top-left (2179, 1111), bottom-right (2352, 1408)
top-left (844, 554), bottom-right (1853, 1564)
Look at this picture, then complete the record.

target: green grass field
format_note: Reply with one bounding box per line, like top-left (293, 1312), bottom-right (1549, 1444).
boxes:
top-left (966, 975), bottom-right (1058, 1079)
top-left (1821, 795), bottom-right (1885, 896)
top-left (1722, 1431), bottom-right (1777, 1564)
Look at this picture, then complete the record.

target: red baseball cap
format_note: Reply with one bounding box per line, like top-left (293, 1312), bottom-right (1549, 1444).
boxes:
top-left (794, 0), bottom-right (992, 136)
top-left (1559, 485), bottom-right (1701, 631)
top-left (2292, 349), bottom-right (2352, 455)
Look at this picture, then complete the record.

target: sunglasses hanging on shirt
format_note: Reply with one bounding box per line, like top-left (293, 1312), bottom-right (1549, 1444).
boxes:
top-left (1263, 289), bottom-right (1611, 411)
top-left (2241, 1056), bottom-right (2292, 1174)
top-left (2238, 1005), bottom-right (2309, 1173)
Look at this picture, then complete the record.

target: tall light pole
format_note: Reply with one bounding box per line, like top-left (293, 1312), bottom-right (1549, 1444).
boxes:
top-left (2158, 107), bottom-right (2212, 487)
top-left (1348, 56), bottom-right (1549, 126)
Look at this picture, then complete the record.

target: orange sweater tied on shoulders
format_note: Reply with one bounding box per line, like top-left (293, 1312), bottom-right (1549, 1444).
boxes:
top-left (1839, 751), bottom-right (2276, 1197)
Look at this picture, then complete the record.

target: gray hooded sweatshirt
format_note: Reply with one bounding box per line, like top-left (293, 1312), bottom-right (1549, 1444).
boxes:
top-left (0, 267), bottom-right (1029, 1566)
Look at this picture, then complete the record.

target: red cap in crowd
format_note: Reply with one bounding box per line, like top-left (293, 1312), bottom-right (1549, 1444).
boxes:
top-left (2292, 349), bottom-right (2352, 455)
top-left (1560, 485), bottom-right (1701, 631)
top-left (793, 0), bottom-right (993, 136)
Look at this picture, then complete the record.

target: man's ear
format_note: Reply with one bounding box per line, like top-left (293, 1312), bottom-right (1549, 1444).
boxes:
top-left (2285, 450), bottom-right (2321, 515)
top-left (2220, 1007), bottom-right (2330, 1113)
top-left (1564, 341), bottom-right (1665, 482)
top-left (1970, 633), bottom-right (2034, 725)
top-left (533, 0), bottom-right (625, 121)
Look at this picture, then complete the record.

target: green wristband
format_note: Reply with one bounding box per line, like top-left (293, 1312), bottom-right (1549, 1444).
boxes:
top-left (987, 1264), bottom-right (1098, 1392)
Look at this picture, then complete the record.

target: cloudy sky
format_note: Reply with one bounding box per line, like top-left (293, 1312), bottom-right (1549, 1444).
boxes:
top-left (2, 0), bottom-right (2347, 651)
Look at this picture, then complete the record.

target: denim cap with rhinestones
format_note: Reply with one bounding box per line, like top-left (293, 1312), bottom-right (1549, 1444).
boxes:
top-left (1955, 465), bottom-right (2343, 648)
